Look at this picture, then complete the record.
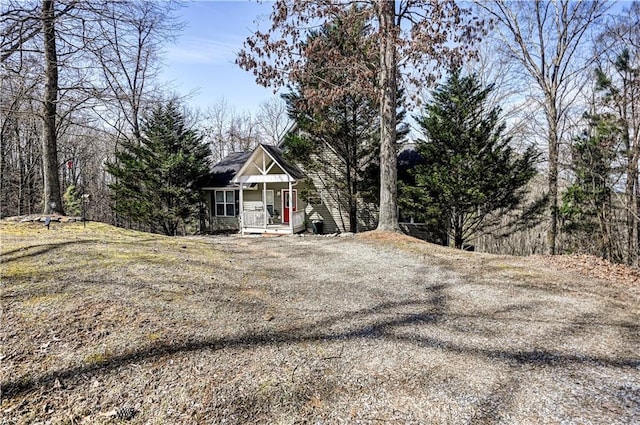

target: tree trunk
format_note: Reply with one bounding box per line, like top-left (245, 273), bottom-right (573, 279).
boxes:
top-left (546, 105), bottom-right (559, 255)
top-left (345, 160), bottom-right (358, 233)
top-left (454, 234), bottom-right (463, 250)
top-left (376, 0), bottom-right (399, 232)
top-left (631, 124), bottom-right (639, 267)
top-left (41, 0), bottom-right (64, 215)
top-left (626, 142), bottom-right (639, 266)
top-left (637, 181), bottom-right (640, 266)
top-left (349, 187), bottom-right (358, 234)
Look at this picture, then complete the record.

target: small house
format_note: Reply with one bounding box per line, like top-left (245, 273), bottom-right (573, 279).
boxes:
top-left (199, 141), bottom-right (382, 235)
top-left (199, 144), bottom-right (317, 234)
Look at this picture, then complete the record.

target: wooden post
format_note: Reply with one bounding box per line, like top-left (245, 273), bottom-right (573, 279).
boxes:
top-left (289, 181), bottom-right (293, 234)
top-left (263, 182), bottom-right (268, 230)
top-left (239, 185), bottom-right (244, 236)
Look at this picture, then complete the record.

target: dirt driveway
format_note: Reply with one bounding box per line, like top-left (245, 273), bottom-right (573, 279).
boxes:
top-left (201, 233), bottom-right (640, 424)
top-left (1, 223), bottom-right (639, 424)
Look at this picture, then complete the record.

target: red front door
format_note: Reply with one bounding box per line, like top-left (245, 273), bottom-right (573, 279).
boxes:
top-left (282, 189), bottom-right (297, 223)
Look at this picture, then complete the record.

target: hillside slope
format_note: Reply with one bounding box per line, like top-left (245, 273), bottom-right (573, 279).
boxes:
top-left (1, 222), bottom-right (638, 424)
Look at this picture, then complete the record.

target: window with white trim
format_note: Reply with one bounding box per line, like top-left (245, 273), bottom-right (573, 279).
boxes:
top-left (214, 190), bottom-right (235, 216)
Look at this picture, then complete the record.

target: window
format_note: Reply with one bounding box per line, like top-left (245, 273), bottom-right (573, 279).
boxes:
top-left (266, 190), bottom-right (275, 216)
top-left (214, 190), bottom-right (235, 216)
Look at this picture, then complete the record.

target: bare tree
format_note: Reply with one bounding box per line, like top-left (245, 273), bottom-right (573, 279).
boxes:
top-left (237, 0), bottom-right (484, 232)
top-left (1, 40), bottom-right (40, 216)
top-left (256, 97), bottom-right (290, 145)
top-left (201, 98), bottom-right (264, 162)
top-left (0, 74), bottom-right (43, 216)
top-left (89, 1), bottom-right (181, 142)
top-left (476, 0), bottom-right (610, 254)
top-left (228, 111), bottom-right (262, 153)
top-left (593, 2), bottom-right (640, 266)
top-left (1, 0), bottom-right (181, 217)
top-left (201, 98), bottom-right (233, 163)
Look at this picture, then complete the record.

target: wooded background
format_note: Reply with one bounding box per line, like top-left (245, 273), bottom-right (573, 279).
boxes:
top-left (1, 1), bottom-right (638, 266)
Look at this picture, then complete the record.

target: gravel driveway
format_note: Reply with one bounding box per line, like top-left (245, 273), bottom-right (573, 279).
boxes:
top-left (2, 225), bottom-right (639, 424)
top-left (199, 233), bottom-right (639, 424)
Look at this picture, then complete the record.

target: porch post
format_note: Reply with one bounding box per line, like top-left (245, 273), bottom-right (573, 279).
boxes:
top-left (289, 180), bottom-right (293, 234)
top-left (239, 184), bottom-right (244, 236)
top-left (263, 182), bottom-right (268, 229)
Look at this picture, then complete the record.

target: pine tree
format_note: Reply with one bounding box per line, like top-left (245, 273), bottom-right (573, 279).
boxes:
top-left (282, 9), bottom-right (406, 233)
top-left (401, 70), bottom-right (542, 249)
top-left (593, 44), bottom-right (640, 266)
top-left (63, 185), bottom-right (82, 216)
top-left (561, 113), bottom-right (618, 260)
top-left (106, 101), bottom-right (210, 235)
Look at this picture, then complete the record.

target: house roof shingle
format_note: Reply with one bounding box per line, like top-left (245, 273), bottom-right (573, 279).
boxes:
top-left (198, 151), bottom-right (251, 188)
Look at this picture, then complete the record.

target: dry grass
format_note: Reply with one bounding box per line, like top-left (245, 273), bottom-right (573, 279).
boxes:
top-left (1, 222), bottom-right (639, 424)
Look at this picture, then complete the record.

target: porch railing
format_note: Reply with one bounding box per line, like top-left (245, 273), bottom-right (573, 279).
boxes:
top-left (242, 210), bottom-right (268, 228)
top-left (293, 211), bottom-right (305, 231)
top-left (241, 210), bottom-right (305, 232)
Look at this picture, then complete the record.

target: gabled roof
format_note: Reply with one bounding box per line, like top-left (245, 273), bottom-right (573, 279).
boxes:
top-left (262, 144), bottom-right (305, 180)
top-left (197, 151), bottom-right (251, 188)
top-left (232, 144), bottom-right (305, 184)
top-left (197, 144), bottom-right (305, 189)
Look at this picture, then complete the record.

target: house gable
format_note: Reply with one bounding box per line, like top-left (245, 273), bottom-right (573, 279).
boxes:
top-left (232, 144), bottom-right (304, 184)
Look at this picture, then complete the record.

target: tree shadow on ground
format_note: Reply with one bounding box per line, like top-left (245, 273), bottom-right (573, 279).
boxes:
top-left (1, 240), bottom-right (100, 264)
top-left (1, 238), bottom-right (160, 265)
top-left (3, 282), bottom-right (638, 401)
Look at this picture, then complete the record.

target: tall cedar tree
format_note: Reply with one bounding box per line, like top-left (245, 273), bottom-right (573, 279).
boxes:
top-left (282, 10), bottom-right (406, 232)
top-left (237, 1), bottom-right (484, 232)
top-left (107, 101), bottom-right (210, 235)
top-left (403, 70), bottom-right (541, 249)
top-left (561, 113), bottom-right (618, 260)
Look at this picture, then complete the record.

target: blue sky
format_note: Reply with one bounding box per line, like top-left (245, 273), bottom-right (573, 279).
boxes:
top-left (161, 1), bottom-right (277, 114)
top-left (161, 0), bottom-right (631, 117)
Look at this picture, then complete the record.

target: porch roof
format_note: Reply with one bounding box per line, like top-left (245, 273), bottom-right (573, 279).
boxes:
top-left (232, 144), bottom-right (304, 184)
top-left (197, 151), bottom-right (251, 189)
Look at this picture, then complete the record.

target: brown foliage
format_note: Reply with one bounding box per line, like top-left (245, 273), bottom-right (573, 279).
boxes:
top-left (236, 0), bottom-right (486, 107)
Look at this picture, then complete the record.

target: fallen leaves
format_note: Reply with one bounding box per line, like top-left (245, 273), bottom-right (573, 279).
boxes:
top-left (543, 254), bottom-right (640, 287)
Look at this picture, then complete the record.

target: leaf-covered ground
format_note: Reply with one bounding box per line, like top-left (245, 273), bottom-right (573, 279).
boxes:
top-left (1, 221), bottom-right (638, 424)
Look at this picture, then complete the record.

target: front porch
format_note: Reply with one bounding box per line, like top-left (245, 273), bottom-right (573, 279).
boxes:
top-left (241, 210), bottom-right (306, 235)
top-left (233, 144), bottom-right (308, 236)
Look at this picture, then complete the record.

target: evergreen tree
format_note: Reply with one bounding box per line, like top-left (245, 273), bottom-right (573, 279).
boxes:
top-left (106, 101), bottom-right (210, 235)
top-left (282, 94), bottom-right (379, 233)
top-left (63, 185), bottom-right (82, 216)
top-left (561, 113), bottom-right (618, 260)
top-left (593, 44), bottom-right (640, 266)
top-left (282, 9), bottom-right (407, 232)
top-left (401, 70), bottom-right (542, 249)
